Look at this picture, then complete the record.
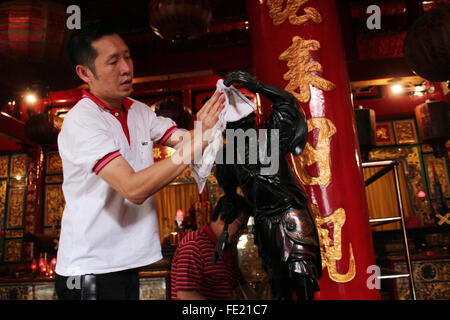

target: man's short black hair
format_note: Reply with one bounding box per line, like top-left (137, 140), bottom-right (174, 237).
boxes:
top-left (211, 194), bottom-right (253, 223)
top-left (66, 20), bottom-right (118, 73)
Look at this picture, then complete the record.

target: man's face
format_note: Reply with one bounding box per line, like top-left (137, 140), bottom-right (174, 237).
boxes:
top-left (227, 213), bottom-right (249, 244)
top-left (86, 34), bottom-right (134, 101)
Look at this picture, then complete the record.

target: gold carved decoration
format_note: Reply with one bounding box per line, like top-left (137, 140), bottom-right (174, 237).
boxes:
top-left (5, 229), bottom-right (23, 239)
top-left (44, 185), bottom-right (65, 226)
top-left (10, 154), bottom-right (27, 177)
top-left (424, 154), bottom-right (450, 198)
top-left (393, 120), bottom-right (418, 144)
top-left (0, 156), bottom-right (8, 178)
top-left (312, 205), bottom-right (356, 283)
top-left (291, 118), bottom-right (336, 186)
top-left (4, 240), bottom-right (21, 262)
top-left (0, 180), bottom-right (6, 223)
top-left (266, 0), bottom-right (322, 26)
top-left (7, 188), bottom-right (24, 228)
top-left (279, 36), bottom-right (336, 103)
top-left (46, 151), bottom-right (63, 174)
top-left (45, 175), bottom-right (63, 184)
top-left (369, 146), bottom-right (429, 220)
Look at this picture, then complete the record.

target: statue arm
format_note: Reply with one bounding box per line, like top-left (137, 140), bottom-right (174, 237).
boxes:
top-left (224, 70), bottom-right (296, 105)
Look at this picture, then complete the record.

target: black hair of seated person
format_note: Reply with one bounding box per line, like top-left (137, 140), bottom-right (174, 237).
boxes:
top-left (211, 194), bottom-right (253, 224)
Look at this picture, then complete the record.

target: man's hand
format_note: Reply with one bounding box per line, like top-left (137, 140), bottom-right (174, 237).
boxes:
top-left (196, 90), bottom-right (225, 133)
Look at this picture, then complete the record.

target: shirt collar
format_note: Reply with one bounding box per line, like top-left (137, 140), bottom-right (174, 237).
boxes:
top-left (82, 89), bottom-right (133, 112)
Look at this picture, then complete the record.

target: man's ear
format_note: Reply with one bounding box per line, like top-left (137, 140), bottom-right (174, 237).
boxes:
top-left (75, 65), bottom-right (93, 84)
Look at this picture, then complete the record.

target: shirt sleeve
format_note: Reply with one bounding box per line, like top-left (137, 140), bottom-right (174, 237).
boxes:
top-left (58, 108), bottom-right (120, 174)
top-left (172, 242), bottom-right (202, 293)
top-left (148, 109), bottom-right (178, 145)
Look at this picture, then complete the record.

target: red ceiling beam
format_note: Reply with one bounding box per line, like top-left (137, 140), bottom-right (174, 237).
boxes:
top-left (0, 112), bottom-right (35, 147)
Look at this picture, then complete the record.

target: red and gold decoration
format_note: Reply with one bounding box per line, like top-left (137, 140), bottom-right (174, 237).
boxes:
top-left (369, 146), bottom-right (431, 226)
top-left (376, 121), bottom-right (395, 146)
top-left (247, 0), bottom-right (379, 299)
top-left (349, 2), bottom-right (409, 61)
top-left (393, 119), bottom-right (418, 145)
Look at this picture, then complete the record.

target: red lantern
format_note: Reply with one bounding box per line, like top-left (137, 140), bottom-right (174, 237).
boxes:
top-left (148, 0), bottom-right (212, 42)
top-left (0, 0), bottom-right (66, 62)
top-left (403, 4), bottom-right (450, 82)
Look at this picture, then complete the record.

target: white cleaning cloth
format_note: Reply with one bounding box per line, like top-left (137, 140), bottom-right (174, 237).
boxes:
top-left (190, 79), bottom-right (256, 193)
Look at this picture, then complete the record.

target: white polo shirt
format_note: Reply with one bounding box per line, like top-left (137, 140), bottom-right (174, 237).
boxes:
top-left (55, 91), bottom-right (177, 276)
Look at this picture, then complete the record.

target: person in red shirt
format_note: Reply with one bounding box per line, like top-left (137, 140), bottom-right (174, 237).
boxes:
top-left (170, 195), bottom-right (255, 300)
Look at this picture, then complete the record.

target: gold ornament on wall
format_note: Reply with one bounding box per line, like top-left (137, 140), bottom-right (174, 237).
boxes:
top-left (44, 185), bottom-right (65, 227)
top-left (393, 120), bottom-right (418, 145)
top-left (279, 36), bottom-right (336, 103)
top-left (46, 151), bottom-right (63, 174)
top-left (266, 0), bottom-right (322, 26)
top-left (10, 154), bottom-right (27, 177)
top-left (0, 156), bottom-right (8, 178)
top-left (4, 240), bottom-right (21, 262)
top-left (7, 188), bottom-right (24, 228)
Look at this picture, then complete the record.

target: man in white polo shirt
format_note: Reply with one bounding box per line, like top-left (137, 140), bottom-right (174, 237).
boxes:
top-left (54, 20), bottom-right (224, 300)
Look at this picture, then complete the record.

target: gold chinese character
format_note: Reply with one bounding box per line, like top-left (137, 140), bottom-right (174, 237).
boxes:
top-left (311, 204), bottom-right (356, 283)
top-left (376, 127), bottom-right (388, 140)
top-left (153, 148), bottom-right (161, 160)
top-left (291, 118), bottom-right (336, 186)
top-left (266, 0), bottom-right (322, 26)
top-left (279, 36), bottom-right (336, 103)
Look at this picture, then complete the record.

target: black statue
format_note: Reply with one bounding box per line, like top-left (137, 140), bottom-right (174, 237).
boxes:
top-left (212, 71), bottom-right (322, 300)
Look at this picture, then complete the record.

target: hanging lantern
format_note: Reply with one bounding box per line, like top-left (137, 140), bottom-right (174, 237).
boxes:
top-left (151, 99), bottom-right (193, 130)
top-left (0, 0), bottom-right (66, 62)
top-left (24, 113), bottom-right (63, 146)
top-left (403, 4), bottom-right (450, 82)
top-left (414, 100), bottom-right (449, 158)
top-left (148, 0), bottom-right (212, 42)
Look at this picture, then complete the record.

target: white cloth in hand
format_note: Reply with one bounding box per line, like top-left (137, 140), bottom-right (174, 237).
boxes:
top-left (190, 79), bottom-right (255, 193)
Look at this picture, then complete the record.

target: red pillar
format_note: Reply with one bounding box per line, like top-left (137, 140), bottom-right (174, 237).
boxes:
top-left (246, 0), bottom-right (380, 299)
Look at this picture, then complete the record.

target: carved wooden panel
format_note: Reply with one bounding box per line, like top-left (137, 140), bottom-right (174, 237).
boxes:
top-left (44, 185), bottom-right (65, 227)
top-left (6, 188), bottom-right (25, 228)
top-left (46, 151), bottom-right (63, 175)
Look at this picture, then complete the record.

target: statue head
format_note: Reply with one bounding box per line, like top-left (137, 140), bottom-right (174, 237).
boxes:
top-left (265, 103), bottom-right (308, 156)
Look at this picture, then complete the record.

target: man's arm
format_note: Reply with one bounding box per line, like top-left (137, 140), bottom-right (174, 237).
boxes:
top-left (98, 91), bottom-right (225, 204)
top-left (177, 290), bottom-right (207, 300)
